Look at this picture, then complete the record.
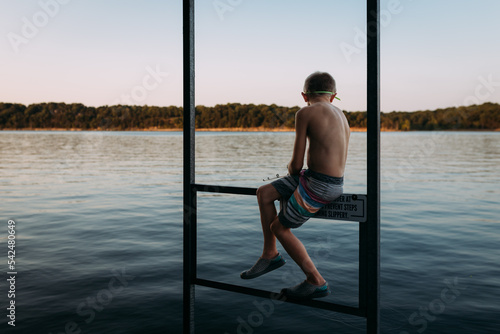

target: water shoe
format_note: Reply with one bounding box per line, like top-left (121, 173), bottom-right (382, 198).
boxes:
top-left (280, 280), bottom-right (330, 300)
top-left (240, 253), bottom-right (286, 279)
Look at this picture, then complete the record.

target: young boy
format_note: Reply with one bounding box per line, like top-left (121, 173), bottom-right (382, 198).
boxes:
top-left (240, 71), bottom-right (350, 300)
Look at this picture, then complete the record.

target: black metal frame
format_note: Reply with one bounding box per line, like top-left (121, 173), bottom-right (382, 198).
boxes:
top-left (183, 0), bottom-right (380, 333)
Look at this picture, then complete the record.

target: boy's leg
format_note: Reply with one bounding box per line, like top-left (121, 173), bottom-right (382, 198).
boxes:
top-left (240, 184), bottom-right (285, 280)
top-left (256, 184), bottom-right (281, 259)
top-left (270, 217), bottom-right (325, 286)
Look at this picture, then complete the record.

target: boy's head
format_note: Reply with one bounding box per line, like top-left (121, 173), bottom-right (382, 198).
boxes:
top-left (303, 71), bottom-right (336, 98)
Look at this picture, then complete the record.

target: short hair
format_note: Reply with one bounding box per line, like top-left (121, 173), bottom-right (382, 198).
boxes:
top-left (303, 71), bottom-right (336, 96)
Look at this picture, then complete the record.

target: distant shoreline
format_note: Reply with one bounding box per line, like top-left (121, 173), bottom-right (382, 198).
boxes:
top-left (0, 127), bottom-right (386, 132)
top-left (2, 102), bottom-right (499, 131)
top-left (1, 127), bottom-right (499, 132)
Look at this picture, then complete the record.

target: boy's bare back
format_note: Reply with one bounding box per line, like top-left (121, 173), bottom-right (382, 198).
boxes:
top-left (288, 72), bottom-right (350, 178)
top-left (302, 102), bottom-right (350, 177)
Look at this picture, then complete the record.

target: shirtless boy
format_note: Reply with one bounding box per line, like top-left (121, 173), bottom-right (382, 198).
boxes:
top-left (241, 71), bottom-right (350, 300)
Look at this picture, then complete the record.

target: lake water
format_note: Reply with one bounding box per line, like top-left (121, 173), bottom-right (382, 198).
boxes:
top-left (0, 131), bottom-right (499, 334)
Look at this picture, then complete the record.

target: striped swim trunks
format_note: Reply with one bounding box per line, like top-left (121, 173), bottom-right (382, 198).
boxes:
top-left (271, 169), bottom-right (343, 228)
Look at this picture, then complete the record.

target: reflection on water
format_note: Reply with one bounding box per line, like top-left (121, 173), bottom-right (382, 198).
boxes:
top-left (0, 131), bottom-right (499, 334)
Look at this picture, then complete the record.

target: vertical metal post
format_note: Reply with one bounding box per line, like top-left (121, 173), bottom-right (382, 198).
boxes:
top-left (364, 0), bottom-right (381, 333)
top-left (183, 0), bottom-right (196, 333)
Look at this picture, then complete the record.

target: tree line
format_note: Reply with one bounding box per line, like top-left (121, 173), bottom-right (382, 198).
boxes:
top-left (0, 102), bottom-right (499, 131)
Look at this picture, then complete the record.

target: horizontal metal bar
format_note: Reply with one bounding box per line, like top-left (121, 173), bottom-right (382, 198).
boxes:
top-left (195, 278), bottom-right (365, 318)
top-left (193, 184), bottom-right (257, 196)
top-left (195, 184), bottom-right (367, 223)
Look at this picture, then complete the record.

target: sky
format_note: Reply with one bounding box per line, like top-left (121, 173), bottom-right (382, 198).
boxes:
top-left (1, 0), bottom-right (500, 112)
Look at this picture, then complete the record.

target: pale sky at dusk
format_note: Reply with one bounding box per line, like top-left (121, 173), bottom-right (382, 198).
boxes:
top-left (1, 0), bottom-right (499, 112)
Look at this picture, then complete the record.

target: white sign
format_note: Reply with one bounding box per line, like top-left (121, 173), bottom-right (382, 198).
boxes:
top-left (315, 194), bottom-right (367, 222)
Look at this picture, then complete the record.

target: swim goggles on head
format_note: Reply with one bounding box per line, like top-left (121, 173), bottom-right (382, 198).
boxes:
top-left (305, 91), bottom-right (341, 100)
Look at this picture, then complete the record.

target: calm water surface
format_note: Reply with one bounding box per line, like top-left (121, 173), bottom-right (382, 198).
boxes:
top-left (0, 131), bottom-right (499, 334)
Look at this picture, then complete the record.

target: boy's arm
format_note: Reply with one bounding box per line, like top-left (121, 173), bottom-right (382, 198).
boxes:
top-left (288, 109), bottom-right (308, 175)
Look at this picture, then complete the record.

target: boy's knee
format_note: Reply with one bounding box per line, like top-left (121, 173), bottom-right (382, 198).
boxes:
top-left (256, 186), bottom-right (265, 204)
top-left (256, 185), bottom-right (272, 204)
top-left (270, 218), bottom-right (285, 236)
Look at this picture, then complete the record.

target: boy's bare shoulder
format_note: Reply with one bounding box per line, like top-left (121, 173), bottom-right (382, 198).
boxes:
top-left (297, 102), bottom-right (341, 119)
top-left (296, 103), bottom-right (324, 117)
top-left (295, 105), bottom-right (311, 121)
